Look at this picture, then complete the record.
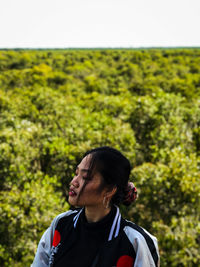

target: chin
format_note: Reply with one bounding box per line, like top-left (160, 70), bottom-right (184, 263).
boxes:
top-left (68, 197), bottom-right (81, 207)
top-left (68, 197), bottom-right (75, 205)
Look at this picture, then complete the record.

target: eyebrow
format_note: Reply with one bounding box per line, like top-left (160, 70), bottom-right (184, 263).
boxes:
top-left (76, 166), bottom-right (89, 173)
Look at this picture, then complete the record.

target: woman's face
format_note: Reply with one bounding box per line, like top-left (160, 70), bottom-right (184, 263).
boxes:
top-left (68, 155), bottom-right (107, 208)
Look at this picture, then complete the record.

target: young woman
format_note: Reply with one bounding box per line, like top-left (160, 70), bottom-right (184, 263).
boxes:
top-left (31, 146), bottom-right (160, 267)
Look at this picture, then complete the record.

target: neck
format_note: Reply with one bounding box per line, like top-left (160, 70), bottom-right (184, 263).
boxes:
top-left (85, 205), bottom-right (111, 223)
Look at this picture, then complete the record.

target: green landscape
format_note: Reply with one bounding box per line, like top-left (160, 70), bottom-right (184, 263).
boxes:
top-left (0, 48), bottom-right (200, 266)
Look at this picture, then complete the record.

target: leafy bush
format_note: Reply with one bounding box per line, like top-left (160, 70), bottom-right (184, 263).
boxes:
top-left (0, 49), bottom-right (200, 266)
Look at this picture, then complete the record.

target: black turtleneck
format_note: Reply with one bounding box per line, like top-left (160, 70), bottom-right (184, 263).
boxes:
top-left (54, 206), bottom-right (116, 267)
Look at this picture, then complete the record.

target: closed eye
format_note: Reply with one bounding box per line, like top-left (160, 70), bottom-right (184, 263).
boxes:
top-left (83, 176), bottom-right (91, 181)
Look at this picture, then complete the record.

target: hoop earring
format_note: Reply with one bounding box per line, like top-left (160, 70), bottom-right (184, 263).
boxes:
top-left (103, 196), bottom-right (110, 209)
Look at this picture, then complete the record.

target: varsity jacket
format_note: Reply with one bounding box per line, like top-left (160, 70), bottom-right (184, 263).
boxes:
top-left (31, 206), bottom-right (160, 267)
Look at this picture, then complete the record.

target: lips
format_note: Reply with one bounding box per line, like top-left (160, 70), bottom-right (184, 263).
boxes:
top-left (69, 188), bottom-right (77, 197)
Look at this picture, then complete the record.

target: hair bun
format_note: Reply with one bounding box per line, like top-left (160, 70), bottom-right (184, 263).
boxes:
top-left (123, 182), bottom-right (137, 206)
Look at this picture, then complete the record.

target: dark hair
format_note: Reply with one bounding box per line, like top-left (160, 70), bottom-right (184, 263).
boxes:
top-left (84, 146), bottom-right (131, 205)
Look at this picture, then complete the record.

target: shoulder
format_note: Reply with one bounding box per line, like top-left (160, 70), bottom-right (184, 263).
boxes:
top-left (50, 209), bottom-right (80, 230)
top-left (123, 219), bottom-right (158, 246)
top-left (122, 219), bottom-right (160, 267)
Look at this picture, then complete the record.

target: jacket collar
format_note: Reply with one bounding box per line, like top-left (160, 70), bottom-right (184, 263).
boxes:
top-left (73, 206), bottom-right (121, 241)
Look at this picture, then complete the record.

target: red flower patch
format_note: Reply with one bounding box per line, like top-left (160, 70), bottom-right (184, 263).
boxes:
top-left (52, 230), bottom-right (61, 247)
top-left (117, 255), bottom-right (134, 267)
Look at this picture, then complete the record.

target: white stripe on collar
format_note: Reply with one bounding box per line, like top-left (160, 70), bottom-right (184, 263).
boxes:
top-left (108, 206), bottom-right (120, 241)
top-left (73, 209), bottom-right (83, 228)
top-left (114, 213), bottom-right (121, 238)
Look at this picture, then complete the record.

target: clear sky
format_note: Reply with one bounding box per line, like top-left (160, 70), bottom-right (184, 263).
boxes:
top-left (0, 0), bottom-right (200, 48)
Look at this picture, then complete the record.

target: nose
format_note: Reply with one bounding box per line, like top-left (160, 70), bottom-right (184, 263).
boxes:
top-left (70, 175), bottom-right (80, 188)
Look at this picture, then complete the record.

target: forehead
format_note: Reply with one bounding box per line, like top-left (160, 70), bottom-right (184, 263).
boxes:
top-left (77, 155), bottom-right (102, 181)
top-left (77, 155), bottom-right (92, 170)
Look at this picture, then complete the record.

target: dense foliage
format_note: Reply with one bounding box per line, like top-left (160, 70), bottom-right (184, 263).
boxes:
top-left (0, 49), bottom-right (200, 266)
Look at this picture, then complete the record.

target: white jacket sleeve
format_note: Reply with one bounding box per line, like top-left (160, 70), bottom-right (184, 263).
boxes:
top-left (31, 226), bottom-right (53, 267)
top-left (31, 211), bottom-right (74, 267)
top-left (124, 226), bottom-right (160, 267)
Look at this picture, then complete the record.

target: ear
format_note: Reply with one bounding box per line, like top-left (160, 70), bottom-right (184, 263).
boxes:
top-left (104, 186), bottom-right (117, 199)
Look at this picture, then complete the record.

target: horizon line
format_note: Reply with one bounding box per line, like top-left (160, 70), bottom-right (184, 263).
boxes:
top-left (0, 46), bottom-right (200, 51)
